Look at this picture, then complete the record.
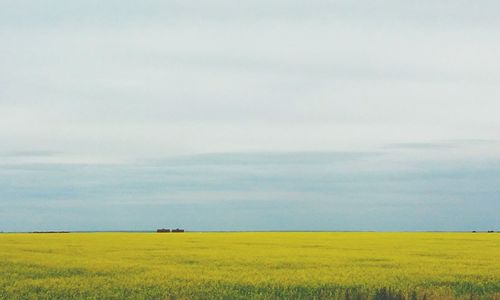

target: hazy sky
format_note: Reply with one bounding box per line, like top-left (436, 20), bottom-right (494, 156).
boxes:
top-left (1, 1), bottom-right (499, 231)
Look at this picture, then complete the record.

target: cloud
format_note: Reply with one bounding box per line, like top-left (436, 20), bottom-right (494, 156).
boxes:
top-left (0, 150), bottom-right (62, 158)
top-left (1, 151), bottom-right (499, 231)
top-left (384, 142), bottom-right (454, 150)
top-left (1, 1), bottom-right (500, 231)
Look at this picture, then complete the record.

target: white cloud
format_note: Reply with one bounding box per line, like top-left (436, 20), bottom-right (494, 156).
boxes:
top-left (2, 2), bottom-right (500, 161)
top-left (1, 1), bottom-right (500, 230)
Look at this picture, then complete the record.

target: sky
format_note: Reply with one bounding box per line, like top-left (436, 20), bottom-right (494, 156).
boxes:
top-left (1, 0), bottom-right (499, 231)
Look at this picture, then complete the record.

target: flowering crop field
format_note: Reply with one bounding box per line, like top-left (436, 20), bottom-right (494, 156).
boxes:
top-left (0, 232), bottom-right (498, 299)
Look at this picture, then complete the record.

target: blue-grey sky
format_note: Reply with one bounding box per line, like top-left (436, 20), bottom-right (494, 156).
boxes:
top-left (1, 1), bottom-right (499, 231)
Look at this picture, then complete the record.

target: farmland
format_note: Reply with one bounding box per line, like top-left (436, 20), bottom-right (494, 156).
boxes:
top-left (0, 232), bottom-right (499, 299)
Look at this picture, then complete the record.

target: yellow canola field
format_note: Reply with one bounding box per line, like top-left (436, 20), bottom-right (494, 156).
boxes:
top-left (0, 232), bottom-right (499, 299)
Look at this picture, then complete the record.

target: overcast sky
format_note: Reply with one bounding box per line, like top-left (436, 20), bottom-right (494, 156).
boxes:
top-left (1, 1), bottom-right (499, 231)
